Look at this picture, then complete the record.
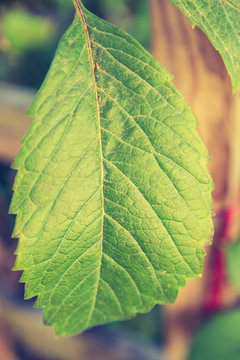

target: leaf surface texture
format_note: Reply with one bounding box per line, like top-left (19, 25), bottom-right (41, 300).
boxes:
top-left (10, 2), bottom-right (213, 336)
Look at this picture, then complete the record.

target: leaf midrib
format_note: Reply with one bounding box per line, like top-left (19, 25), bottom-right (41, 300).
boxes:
top-left (74, 0), bottom-right (104, 327)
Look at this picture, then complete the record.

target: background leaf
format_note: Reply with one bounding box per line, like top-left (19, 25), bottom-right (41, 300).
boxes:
top-left (168, 0), bottom-right (240, 93)
top-left (10, 1), bottom-right (213, 336)
top-left (188, 310), bottom-right (240, 360)
top-left (227, 238), bottom-right (240, 293)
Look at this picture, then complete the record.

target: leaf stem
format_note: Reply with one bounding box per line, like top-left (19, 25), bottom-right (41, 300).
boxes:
top-left (72, 0), bottom-right (81, 14)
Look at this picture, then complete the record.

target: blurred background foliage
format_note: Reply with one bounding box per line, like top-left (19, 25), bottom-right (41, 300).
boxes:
top-left (0, 0), bottom-right (150, 88)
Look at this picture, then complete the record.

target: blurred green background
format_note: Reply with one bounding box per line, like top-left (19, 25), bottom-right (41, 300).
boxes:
top-left (0, 0), bottom-right (150, 88)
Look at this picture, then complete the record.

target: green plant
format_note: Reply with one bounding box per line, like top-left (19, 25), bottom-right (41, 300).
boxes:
top-left (10, 0), bottom-right (239, 337)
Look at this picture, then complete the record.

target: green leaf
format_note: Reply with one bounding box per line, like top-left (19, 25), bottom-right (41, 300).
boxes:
top-left (188, 310), bottom-right (240, 360)
top-left (227, 238), bottom-right (240, 293)
top-left (10, 1), bottom-right (213, 336)
top-left (168, 0), bottom-right (240, 93)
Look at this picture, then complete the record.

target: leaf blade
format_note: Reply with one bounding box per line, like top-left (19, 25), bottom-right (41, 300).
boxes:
top-left (10, 2), bottom-right (213, 336)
